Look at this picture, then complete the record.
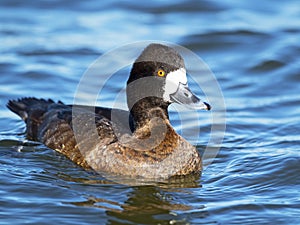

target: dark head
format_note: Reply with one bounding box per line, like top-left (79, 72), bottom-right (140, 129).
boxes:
top-left (126, 43), bottom-right (210, 126)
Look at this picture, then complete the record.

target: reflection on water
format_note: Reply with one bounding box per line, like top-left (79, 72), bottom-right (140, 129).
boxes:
top-left (1, 0), bottom-right (300, 224)
top-left (53, 166), bottom-right (204, 224)
top-left (68, 186), bottom-right (199, 225)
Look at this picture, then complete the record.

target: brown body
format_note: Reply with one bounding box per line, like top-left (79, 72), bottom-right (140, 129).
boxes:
top-left (7, 98), bottom-right (201, 180)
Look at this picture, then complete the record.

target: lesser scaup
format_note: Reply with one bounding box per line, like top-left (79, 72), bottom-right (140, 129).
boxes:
top-left (7, 43), bottom-right (210, 180)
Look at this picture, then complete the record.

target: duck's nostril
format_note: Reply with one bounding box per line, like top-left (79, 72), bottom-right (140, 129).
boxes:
top-left (184, 92), bottom-right (189, 97)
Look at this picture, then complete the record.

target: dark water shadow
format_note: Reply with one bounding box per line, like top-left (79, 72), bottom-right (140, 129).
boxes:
top-left (67, 184), bottom-right (205, 225)
top-left (61, 172), bottom-right (205, 224)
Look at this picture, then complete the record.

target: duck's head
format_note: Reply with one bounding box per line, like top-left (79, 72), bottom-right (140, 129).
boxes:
top-left (126, 43), bottom-right (210, 123)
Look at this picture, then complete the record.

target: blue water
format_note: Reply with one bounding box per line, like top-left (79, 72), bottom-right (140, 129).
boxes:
top-left (1, 0), bottom-right (300, 224)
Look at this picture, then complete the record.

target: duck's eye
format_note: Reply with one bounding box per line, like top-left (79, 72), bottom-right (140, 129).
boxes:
top-left (157, 69), bottom-right (165, 77)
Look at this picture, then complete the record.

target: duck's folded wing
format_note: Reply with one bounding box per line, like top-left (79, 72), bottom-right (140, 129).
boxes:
top-left (68, 105), bottom-right (134, 133)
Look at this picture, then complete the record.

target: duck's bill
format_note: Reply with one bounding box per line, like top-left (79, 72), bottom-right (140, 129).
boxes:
top-left (170, 82), bottom-right (211, 110)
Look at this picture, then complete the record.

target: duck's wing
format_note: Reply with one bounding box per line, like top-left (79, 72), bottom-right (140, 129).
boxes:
top-left (68, 105), bottom-right (134, 132)
top-left (95, 106), bottom-right (134, 133)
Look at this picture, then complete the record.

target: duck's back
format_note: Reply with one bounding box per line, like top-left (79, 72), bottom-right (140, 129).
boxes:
top-left (7, 98), bottom-right (118, 168)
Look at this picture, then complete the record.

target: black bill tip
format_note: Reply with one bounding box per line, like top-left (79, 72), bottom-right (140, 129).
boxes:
top-left (204, 102), bottom-right (211, 110)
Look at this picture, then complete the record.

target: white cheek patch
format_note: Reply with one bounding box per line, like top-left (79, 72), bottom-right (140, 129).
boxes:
top-left (163, 68), bottom-right (187, 102)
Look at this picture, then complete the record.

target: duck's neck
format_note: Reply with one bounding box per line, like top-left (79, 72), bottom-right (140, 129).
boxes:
top-left (129, 97), bottom-right (170, 130)
top-left (124, 97), bottom-right (178, 153)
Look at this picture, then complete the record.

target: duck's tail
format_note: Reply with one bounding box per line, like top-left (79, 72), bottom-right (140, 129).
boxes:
top-left (7, 97), bottom-right (56, 122)
top-left (7, 98), bottom-right (63, 139)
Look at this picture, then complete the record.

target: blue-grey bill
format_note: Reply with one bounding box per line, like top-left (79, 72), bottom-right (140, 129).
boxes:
top-left (170, 82), bottom-right (211, 110)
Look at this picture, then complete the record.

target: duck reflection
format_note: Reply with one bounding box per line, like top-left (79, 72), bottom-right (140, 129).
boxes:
top-left (66, 173), bottom-right (204, 224)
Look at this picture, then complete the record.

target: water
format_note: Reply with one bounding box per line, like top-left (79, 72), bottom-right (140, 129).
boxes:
top-left (1, 0), bottom-right (300, 224)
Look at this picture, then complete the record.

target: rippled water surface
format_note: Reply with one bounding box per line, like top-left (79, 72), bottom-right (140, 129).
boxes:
top-left (1, 0), bottom-right (300, 224)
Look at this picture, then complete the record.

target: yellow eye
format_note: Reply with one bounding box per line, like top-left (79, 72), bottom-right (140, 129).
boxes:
top-left (157, 69), bottom-right (165, 77)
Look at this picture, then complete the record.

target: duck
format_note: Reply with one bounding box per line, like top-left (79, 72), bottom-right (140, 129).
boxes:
top-left (7, 43), bottom-right (211, 180)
